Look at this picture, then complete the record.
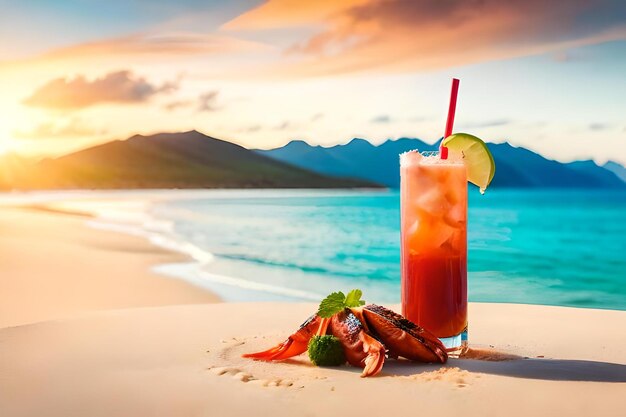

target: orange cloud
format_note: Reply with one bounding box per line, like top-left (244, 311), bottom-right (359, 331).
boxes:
top-left (163, 91), bottom-right (220, 112)
top-left (23, 70), bottom-right (178, 110)
top-left (0, 31), bottom-right (271, 81)
top-left (163, 99), bottom-right (194, 111)
top-left (228, 0), bottom-right (626, 76)
top-left (225, 0), bottom-right (369, 30)
top-left (198, 91), bottom-right (219, 112)
top-left (14, 119), bottom-right (106, 140)
top-left (45, 32), bottom-right (266, 60)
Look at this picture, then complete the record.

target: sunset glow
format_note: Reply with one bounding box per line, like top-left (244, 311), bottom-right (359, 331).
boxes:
top-left (0, 0), bottom-right (624, 163)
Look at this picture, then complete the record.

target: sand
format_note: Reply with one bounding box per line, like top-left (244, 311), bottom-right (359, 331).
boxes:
top-left (0, 206), bottom-right (218, 328)
top-left (1, 303), bottom-right (625, 417)
top-left (0, 206), bottom-right (624, 417)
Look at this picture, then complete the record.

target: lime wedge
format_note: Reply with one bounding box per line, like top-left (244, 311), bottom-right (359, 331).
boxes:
top-left (442, 133), bottom-right (495, 194)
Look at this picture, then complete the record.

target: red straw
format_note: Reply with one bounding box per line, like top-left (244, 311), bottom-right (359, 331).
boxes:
top-left (440, 78), bottom-right (460, 160)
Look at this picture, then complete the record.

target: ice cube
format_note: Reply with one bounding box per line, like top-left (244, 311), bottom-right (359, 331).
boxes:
top-left (444, 188), bottom-right (460, 205)
top-left (442, 229), bottom-right (465, 253)
top-left (406, 214), bottom-right (455, 253)
top-left (443, 203), bottom-right (465, 228)
top-left (407, 165), bottom-right (437, 194)
top-left (406, 219), bottom-right (420, 236)
top-left (404, 219), bottom-right (422, 251)
top-left (428, 220), bottom-right (456, 248)
top-left (415, 187), bottom-right (449, 216)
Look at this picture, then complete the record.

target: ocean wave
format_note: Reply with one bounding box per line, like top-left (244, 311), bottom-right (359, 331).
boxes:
top-left (83, 199), bottom-right (320, 301)
top-left (216, 253), bottom-right (397, 281)
top-left (87, 219), bottom-right (214, 265)
top-left (154, 262), bottom-right (323, 301)
top-left (20, 188), bottom-right (623, 310)
top-left (217, 253), bottom-right (339, 276)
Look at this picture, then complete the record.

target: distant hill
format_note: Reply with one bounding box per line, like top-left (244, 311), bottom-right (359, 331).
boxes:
top-left (0, 131), bottom-right (380, 190)
top-left (487, 143), bottom-right (623, 188)
top-left (258, 138), bottom-right (437, 189)
top-left (259, 138), bottom-right (626, 189)
top-left (603, 161), bottom-right (626, 182)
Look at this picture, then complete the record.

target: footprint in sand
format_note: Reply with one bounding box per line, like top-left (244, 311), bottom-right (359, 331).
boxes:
top-left (207, 366), bottom-right (294, 388)
top-left (247, 378), bottom-right (295, 388)
top-left (404, 367), bottom-right (474, 388)
top-left (208, 366), bottom-right (242, 377)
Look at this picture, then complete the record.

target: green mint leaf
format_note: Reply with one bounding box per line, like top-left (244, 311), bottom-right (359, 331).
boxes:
top-left (317, 289), bottom-right (365, 318)
top-left (344, 289), bottom-right (365, 308)
top-left (317, 291), bottom-right (346, 318)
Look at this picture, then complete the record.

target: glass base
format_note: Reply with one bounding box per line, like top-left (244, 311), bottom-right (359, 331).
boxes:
top-left (439, 327), bottom-right (468, 358)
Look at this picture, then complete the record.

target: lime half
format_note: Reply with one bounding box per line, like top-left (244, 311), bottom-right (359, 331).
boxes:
top-left (442, 133), bottom-right (495, 193)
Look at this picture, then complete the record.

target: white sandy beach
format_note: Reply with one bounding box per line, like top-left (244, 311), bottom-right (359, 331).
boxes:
top-left (1, 303), bottom-right (625, 417)
top-left (0, 206), bottom-right (219, 328)
top-left (0, 206), bottom-right (624, 417)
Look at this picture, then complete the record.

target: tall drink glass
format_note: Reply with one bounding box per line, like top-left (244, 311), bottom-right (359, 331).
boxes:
top-left (400, 150), bottom-right (468, 356)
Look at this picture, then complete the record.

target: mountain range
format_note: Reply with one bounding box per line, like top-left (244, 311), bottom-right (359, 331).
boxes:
top-left (258, 138), bottom-right (626, 189)
top-left (1, 131), bottom-right (624, 190)
top-left (603, 161), bottom-right (626, 182)
top-left (0, 131), bottom-right (378, 190)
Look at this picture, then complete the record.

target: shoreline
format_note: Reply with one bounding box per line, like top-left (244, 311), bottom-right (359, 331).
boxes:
top-left (1, 197), bottom-right (624, 416)
top-left (1, 189), bottom-right (624, 311)
top-left (1, 191), bottom-right (353, 305)
top-left (0, 205), bottom-right (220, 329)
top-left (40, 197), bottom-right (318, 303)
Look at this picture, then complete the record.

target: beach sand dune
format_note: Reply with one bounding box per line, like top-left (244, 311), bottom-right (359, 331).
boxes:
top-left (1, 302), bottom-right (624, 417)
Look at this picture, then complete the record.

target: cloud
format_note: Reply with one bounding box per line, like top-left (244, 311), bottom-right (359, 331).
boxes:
top-left (235, 120), bottom-right (300, 134)
top-left (0, 1), bottom-right (265, 61)
top-left (0, 32), bottom-right (273, 83)
top-left (233, 0), bottom-right (626, 75)
top-left (163, 91), bottom-right (220, 112)
top-left (461, 119), bottom-right (512, 128)
top-left (13, 119), bottom-right (106, 139)
top-left (163, 99), bottom-right (194, 111)
top-left (197, 91), bottom-right (219, 112)
top-left (311, 113), bottom-right (324, 121)
top-left (274, 121), bottom-right (292, 130)
top-left (237, 124), bottom-right (262, 133)
top-left (589, 122), bottom-right (609, 131)
top-left (40, 33), bottom-right (268, 61)
top-left (370, 115), bottom-right (391, 123)
top-left (23, 70), bottom-right (178, 110)
top-left (225, 1), bottom-right (365, 30)
top-left (553, 51), bottom-right (576, 63)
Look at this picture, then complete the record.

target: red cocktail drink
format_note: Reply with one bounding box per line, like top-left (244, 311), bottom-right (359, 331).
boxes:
top-left (400, 151), bottom-right (467, 354)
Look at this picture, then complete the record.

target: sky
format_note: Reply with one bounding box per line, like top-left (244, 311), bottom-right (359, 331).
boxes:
top-left (0, 0), bottom-right (625, 164)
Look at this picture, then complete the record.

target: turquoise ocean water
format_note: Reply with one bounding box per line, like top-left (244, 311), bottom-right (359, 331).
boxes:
top-left (124, 188), bottom-right (626, 310)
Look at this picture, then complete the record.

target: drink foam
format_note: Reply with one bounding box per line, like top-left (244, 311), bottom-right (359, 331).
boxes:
top-left (400, 150), bottom-right (464, 167)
